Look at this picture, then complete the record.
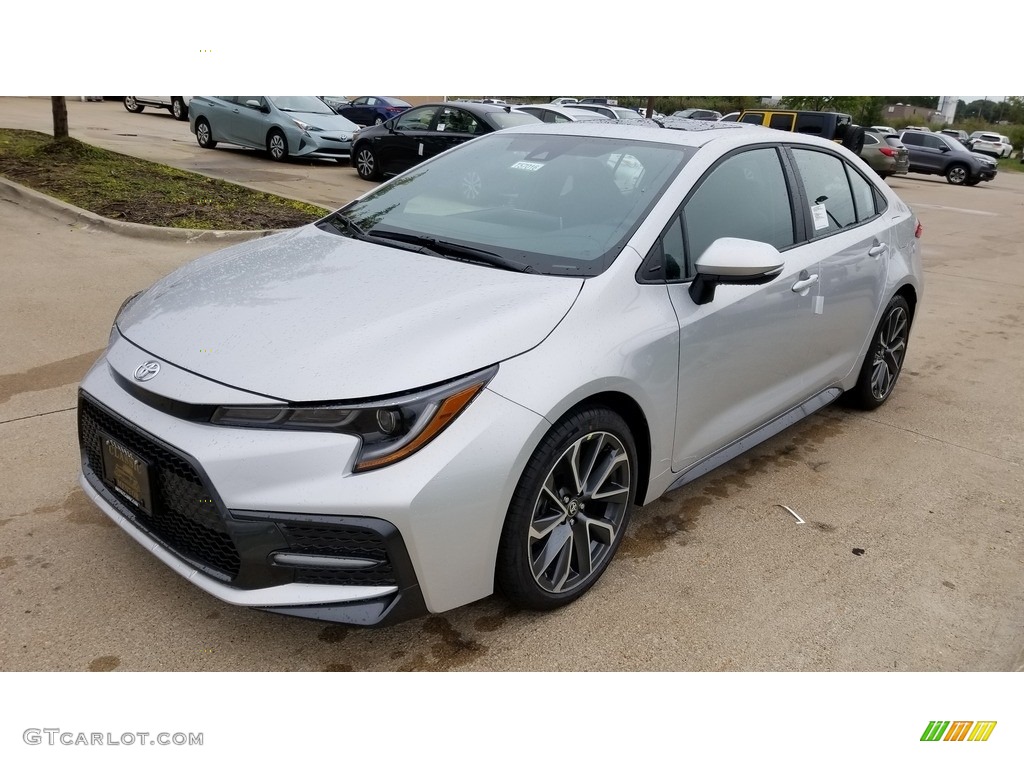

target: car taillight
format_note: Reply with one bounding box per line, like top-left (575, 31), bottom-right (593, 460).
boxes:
top-left (914, 219), bottom-right (923, 239)
top-left (879, 147), bottom-right (897, 157)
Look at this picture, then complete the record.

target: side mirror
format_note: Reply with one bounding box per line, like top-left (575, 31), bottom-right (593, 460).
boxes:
top-left (939, 144), bottom-right (950, 153)
top-left (689, 238), bottom-right (784, 306)
top-left (245, 99), bottom-right (261, 109)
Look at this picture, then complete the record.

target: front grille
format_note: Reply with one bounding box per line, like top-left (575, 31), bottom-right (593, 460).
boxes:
top-left (277, 522), bottom-right (395, 586)
top-left (79, 397), bottom-right (241, 579)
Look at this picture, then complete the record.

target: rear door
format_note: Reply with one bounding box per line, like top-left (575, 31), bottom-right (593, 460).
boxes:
top-left (785, 145), bottom-right (891, 385)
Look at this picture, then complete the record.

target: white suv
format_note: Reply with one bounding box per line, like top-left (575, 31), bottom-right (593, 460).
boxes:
top-left (969, 132), bottom-right (1013, 158)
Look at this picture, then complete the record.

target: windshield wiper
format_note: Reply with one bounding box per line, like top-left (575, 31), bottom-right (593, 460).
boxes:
top-left (369, 230), bottom-right (535, 273)
top-left (318, 214), bottom-right (443, 257)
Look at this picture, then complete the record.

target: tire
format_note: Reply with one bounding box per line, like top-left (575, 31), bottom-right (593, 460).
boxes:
top-left (841, 125), bottom-right (866, 154)
top-left (846, 295), bottom-right (911, 410)
top-left (195, 118), bottom-right (217, 149)
top-left (373, 115), bottom-right (385, 126)
top-left (354, 144), bottom-right (381, 180)
top-left (495, 406), bottom-right (637, 611)
top-left (123, 96), bottom-right (143, 114)
top-left (267, 129), bottom-right (288, 161)
top-left (171, 98), bottom-right (188, 121)
top-left (877, 172), bottom-right (889, 180)
top-left (945, 163), bottom-right (969, 185)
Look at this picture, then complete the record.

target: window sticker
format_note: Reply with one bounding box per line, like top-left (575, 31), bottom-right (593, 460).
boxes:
top-left (511, 161), bottom-right (544, 172)
top-left (811, 203), bottom-right (829, 230)
top-left (437, 123), bottom-right (446, 131)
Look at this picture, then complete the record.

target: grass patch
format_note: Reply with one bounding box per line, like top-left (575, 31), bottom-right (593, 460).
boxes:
top-left (997, 155), bottom-right (1023, 174)
top-left (0, 129), bottom-right (330, 229)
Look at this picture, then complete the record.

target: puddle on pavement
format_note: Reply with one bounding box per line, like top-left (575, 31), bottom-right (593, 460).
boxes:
top-left (0, 349), bottom-right (104, 405)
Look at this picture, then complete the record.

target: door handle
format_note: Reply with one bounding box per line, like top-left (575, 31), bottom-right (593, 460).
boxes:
top-left (868, 243), bottom-right (888, 257)
top-left (792, 274), bottom-right (819, 293)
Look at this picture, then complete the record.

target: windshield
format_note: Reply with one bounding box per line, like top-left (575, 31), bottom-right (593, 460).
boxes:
top-left (323, 132), bottom-right (693, 276)
top-left (269, 96), bottom-right (336, 115)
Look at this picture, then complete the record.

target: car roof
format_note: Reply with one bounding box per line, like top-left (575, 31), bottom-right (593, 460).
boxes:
top-left (406, 100), bottom-right (527, 116)
top-left (496, 116), bottom-right (843, 152)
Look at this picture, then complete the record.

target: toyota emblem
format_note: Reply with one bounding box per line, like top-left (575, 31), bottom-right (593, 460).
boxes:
top-left (133, 361), bottom-right (161, 382)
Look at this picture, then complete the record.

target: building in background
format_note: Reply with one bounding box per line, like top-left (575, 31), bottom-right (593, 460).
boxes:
top-left (936, 96), bottom-right (958, 125)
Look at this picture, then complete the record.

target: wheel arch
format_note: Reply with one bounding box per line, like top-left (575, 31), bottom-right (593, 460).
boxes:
top-left (894, 283), bottom-right (918, 328)
top-left (548, 391), bottom-right (652, 509)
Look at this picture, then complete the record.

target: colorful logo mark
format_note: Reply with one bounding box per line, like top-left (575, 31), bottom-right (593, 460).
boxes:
top-left (920, 721), bottom-right (997, 742)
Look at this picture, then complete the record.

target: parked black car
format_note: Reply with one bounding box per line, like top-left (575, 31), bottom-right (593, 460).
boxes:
top-left (897, 130), bottom-right (998, 186)
top-left (351, 101), bottom-right (540, 181)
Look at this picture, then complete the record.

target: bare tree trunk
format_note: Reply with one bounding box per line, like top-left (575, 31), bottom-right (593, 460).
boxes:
top-left (51, 97), bottom-right (69, 139)
top-left (645, 96), bottom-right (656, 118)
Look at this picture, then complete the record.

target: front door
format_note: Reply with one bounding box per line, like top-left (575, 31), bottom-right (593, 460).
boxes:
top-left (664, 146), bottom-right (826, 471)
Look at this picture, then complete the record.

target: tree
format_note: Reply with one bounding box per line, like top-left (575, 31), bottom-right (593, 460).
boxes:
top-left (51, 97), bottom-right (68, 139)
top-left (779, 96), bottom-right (886, 126)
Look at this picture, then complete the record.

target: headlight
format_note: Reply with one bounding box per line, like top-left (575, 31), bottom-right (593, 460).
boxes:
top-left (292, 119), bottom-right (322, 133)
top-left (211, 365), bottom-right (497, 471)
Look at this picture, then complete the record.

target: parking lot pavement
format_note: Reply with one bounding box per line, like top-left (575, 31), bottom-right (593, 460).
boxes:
top-left (1, 133), bottom-right (1022, 672)
top-left (0, 96), bottom-right (376, 210)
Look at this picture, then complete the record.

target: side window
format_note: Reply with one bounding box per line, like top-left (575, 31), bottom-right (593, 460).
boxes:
top-left (769, 114), bottom-right (795, 130)
top-left (353, 97), bottom-right (368, 106)
top-left (862, 133), bottom-right (879, 146)
top-left (795, 114), bottom-right (827, 135)
top-left (922, 135), bottom-right (944, 150)
top-left (437, 107), bottom-right (479, 134)
top-left (791, 149), bottom-right (857, 234)
top-left (740, 112), bottom-right (765, 125)
top-left (395, 106), bottom-right (437, 131)
top-left (683, 147), bottom-right (795, 262)
top-left (662, 215), bottom-right (686, 280)
top-left (901, 132), bottom-right (922, 146)
top-left (847, 167), bottom-right (877, 222)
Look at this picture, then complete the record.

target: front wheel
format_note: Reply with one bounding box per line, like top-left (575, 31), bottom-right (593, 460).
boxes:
top-left (354, 145), bottom-right (380, 180)
top-left (495, 407), bottom-right (637, 611)
top-left (171, 98), bottom-right (188, 121)
top-left (267, 129), bottom-right (288, 161)
top-left (945, 164), bottom-right (969, 185)
top-left (123, 96), bottom-right (143, 114)
top-left (845, 295), bottom-right (911, 410)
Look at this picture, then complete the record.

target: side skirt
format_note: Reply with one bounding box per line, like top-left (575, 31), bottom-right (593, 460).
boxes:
top-left (666, 387), bottom-right (843, 493)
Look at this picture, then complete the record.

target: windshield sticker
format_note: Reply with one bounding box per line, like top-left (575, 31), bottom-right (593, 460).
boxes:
top-left (511, 161), bottom-right (544, 172)
top-left (811, 203), bottom-right (829, 230)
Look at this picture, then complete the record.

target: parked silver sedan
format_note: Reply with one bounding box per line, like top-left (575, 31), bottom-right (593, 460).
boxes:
top-left (79, 120), bottom-right (923, 626)
top-left (188, 96), bottom-right (361, 162)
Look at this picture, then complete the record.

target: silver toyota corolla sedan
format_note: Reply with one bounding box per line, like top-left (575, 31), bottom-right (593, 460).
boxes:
top-left (78, 119), bottom-right (924, 626)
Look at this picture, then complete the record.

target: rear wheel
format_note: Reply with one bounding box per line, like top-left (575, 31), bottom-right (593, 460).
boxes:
top-left (373, 115), bottom-right (385, 126)
top-left (495, 407), bottom-right (637, 611)
top-left (846, 295), bottom-right (911, 410)
top-left (195, 118), bottom-right (217, 149)
top-left (945, 164), bottom-right (969, 185)
top-left (123, 96), bottom-right (143, 114)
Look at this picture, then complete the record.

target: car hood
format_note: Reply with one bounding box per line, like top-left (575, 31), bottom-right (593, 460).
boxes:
top-left (117, 225), bottom-right (583, 402)
top-left (286, 111), bottom-right (359, 132)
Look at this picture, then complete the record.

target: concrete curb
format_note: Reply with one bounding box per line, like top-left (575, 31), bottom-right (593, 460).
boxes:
top-left (0, 176), bottom-right (284, 244)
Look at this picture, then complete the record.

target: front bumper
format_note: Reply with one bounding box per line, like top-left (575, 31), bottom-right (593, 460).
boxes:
top-left (293, 131), bottom-right (353, 160)
top-left (77, 342), bottom-right (547, 624)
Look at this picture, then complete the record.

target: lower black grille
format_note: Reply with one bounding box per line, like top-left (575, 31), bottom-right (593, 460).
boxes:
top-left (277, 523), bottom-right (396, 586)
top-left (79, 396), bottom-right (241, 579)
